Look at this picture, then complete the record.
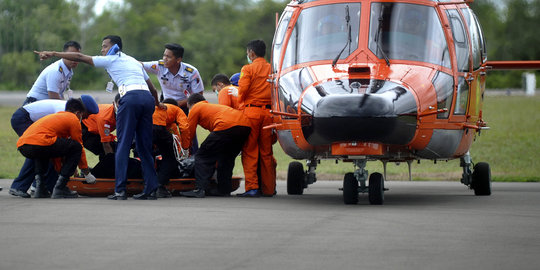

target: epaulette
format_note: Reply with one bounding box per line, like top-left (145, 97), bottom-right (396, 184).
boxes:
top-left (158, 60), bottom-right (164, 66)
top-left (185, 67), bottom-right (194, 73)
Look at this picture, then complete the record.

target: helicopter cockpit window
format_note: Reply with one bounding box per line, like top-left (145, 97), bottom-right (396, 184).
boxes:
top-left (272, 11), bottom-right (292, 72)
top-left (368, 2), bottom-right (450, 68)
top-left (454, 76), bottom-right (469, 115)
top-left (432, 71), bottom-right (453, 119)
top-left (447, 9), bottom-right (470, 72)
top-left (282, 3), bottom-right (361, 69)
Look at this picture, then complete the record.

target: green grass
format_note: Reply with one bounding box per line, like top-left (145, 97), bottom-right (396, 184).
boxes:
top-left (2, 95), bottom-right (539, 181)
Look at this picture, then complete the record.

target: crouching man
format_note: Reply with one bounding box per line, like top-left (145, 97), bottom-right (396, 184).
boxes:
top-left (16, 98), bottom-right (97, 198)
top-left (180, 93), bottom-right (250, 198)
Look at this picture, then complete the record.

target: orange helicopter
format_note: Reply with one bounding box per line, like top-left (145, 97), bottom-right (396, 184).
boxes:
top-left (268, 0), bottom-right (540, 204)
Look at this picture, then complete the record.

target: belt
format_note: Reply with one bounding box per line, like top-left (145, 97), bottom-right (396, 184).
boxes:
top-left (118, 84), bottom-right (149, 97)
top-left (245, 104), bottom-right (271, 109)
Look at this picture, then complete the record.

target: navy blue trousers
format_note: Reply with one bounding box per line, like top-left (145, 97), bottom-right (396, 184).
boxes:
top-left (115, 90), bottom-right (157, 194)
top-left (10, 107), bottom-right (57, 192)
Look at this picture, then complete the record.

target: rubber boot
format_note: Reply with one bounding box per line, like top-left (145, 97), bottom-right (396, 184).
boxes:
top-left (34, 175), bottom-right (50, 198)
top-left (51, 176), bottom-right (78, 199)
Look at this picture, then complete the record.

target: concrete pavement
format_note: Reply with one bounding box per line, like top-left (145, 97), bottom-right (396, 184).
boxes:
top-left (1, 179), bottom-right (539, 270)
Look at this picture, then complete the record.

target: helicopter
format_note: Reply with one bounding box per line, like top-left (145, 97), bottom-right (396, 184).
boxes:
top-left (268, 0), bottom-right (540, 205)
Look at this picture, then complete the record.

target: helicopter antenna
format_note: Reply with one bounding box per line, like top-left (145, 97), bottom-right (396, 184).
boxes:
top-left (332, 5), bottom-right (351, 68)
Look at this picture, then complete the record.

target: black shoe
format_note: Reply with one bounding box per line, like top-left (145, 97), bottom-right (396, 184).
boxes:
top-left (179, 189), bottom-right (205, 198)
top-left (133, 190), bottom-right (157, 200)
top-left (107, 191), bottom-right (127, 200)
top-left (157, 186), bottom-right (172, 198)
top-left (236, 189), bottom-right (260, 197)
top-left (206, 188), bottom-right (230, 197)
top-left (9, 188), bottom-right (31, 198)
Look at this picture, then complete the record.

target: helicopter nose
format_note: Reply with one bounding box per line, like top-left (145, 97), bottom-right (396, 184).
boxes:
top-left (303, 89), bottom-right (418, 146)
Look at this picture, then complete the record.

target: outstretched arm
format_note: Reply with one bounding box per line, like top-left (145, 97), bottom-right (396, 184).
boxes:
top-left (34, 51), bottom-right (94, 66)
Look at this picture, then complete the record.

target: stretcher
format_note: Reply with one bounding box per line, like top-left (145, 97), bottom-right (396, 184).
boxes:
top-left (68, 177), bottom-right (242, 197)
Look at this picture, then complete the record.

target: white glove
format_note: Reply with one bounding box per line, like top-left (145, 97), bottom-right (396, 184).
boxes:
top-left (181, 148), bottom-right (189, 160)
top-left (228, 87), bottom-right (238, 97)
top-left (84, 172), bottom-right (97, 184)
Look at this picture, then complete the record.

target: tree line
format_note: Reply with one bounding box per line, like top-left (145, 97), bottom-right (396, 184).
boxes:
top-left (0, 0), bottom-right (538, 91)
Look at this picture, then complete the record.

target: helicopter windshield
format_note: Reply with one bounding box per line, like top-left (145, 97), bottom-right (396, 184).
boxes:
top-left (282, 3), bottom-right (361, 69)
top-left (368, 2), bottom-right (450, 68)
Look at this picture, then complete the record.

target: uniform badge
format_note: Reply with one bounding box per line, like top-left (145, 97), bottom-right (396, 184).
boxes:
top-left (59, 66), bottom-right (63, 73)
top-left (151, 64), bottom-right (157, 70)
top-left (185, 67), bottom-right (193, 73)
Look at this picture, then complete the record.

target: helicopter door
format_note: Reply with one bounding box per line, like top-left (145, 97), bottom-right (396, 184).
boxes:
top-left (446, 9), bottom-right (470, 123)
top-left (461, 7), bottom-right (488, 123)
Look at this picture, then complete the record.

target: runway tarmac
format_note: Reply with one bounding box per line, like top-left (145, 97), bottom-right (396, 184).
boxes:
top-left (1, 179), bottom-right (539, 270)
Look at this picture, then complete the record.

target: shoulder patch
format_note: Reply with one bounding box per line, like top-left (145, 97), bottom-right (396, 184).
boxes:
top-left (151, 64), bottom-right (157, 70)
top-left (185, 67), bottom-right (194, 73)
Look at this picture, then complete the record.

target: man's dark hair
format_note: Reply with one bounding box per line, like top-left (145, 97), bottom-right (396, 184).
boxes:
top-left (65, 98), bottom-right (85, 113)
top-left (165, 43), bottom-right (184, 58)
top-left (246, 39), bottom-right (266, 57)
top-left (187, 93), bottom-right (206, 106)
top-left (63, 41), bottom-right (81, 51)
top-left (211, 73), bottom-right (230, 86)
top-left (103, 35), bottom-right (123, 50)
top-left (162, 98), bottom-right (179, 106)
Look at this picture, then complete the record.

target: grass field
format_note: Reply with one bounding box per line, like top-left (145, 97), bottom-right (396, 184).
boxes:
top-left (1, 95), bottom-right (538, 181)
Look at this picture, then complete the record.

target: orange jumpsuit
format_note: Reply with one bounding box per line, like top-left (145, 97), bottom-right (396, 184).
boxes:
top-left (187, 101), bottom-right (250, 139)
top-left (17, 111), bottom-right (89, 171)
top-left (218, 85), bottom-right (241, 109)
top-left (238, 57), bottom-right (276, 195)
top-left (164, 104), bottom-right (190, 150)
top-left (82, 104), bottom-right (116, 143)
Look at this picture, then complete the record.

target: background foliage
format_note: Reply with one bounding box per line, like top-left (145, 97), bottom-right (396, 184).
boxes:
top-left (0, 0), bottom-right (539, 91)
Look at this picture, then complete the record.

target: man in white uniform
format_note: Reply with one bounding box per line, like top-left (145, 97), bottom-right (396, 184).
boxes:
top-left (24, 41), bottom-right (81, 105)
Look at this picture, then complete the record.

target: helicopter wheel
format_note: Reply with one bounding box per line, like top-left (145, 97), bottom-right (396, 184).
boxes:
top-left (472, 162), bottom-right (491, 196)
top-left (343, 172), bottom-right (359, 205)
top-left (287, 161), bottom-right (305, 195)
top-left (368, 172), bottom-right (384, 205)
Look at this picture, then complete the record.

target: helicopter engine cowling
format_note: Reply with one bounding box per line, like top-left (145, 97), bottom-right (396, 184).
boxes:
top-left (299, 80), bottom-right (418, 146)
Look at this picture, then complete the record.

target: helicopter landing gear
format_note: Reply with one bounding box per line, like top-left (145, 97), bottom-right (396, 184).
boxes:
top-left (286, 159), bottom-right (318, 195)
top-left (460, 151), bottom-right (491, 196)
top-left (343, 160), bottom-right (385, 205)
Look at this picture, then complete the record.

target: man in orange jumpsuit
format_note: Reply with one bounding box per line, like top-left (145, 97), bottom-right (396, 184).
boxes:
top-left (17, 98), bottom-right (97, 198)
top-left (237, 40), bottom-right (276, 197)
top-left (81, 95), bottom-right (118, 159)
top-left (152, 98), bottom-right (190, 197)
top-left (211, 73), bottom-right (240, 109)
top-left (179, 94), bottom-right (250, 198)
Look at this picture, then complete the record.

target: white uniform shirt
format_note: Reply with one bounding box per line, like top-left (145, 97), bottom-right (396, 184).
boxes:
top-left (26, 60), bottom-right (73, 100)
top-left (142, 61), bottom-right (204, 101)
top-left (92, 52), bottom-right (149, 87)
top-left (23, 99), bottom-right (67, 122)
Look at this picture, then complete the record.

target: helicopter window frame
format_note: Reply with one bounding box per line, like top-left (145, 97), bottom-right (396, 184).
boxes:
top-left (272, 10), bottom-right (293, 73)
top-left (281, 3), bottom-right (361, 69)
top-left (446, 9), bottom-right (470, 72)
top-left (460, 8), bottom-right (482, 70)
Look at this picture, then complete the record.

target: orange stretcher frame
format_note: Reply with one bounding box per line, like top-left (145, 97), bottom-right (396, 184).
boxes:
top-left (68, 177), bottom-right (242, 197)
